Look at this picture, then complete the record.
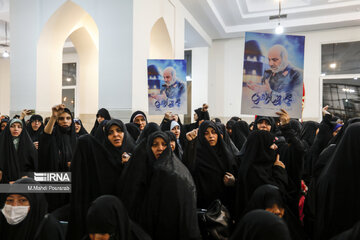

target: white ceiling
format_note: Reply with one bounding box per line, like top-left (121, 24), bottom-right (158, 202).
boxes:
top-left (185, 19), bottom-right (210, 48)
top-left (0, 0), bottom-right (9, 51)
top-left (180, 0), bottom-right (360, 39)
top-left (0, 0), bottom-right (9, 22)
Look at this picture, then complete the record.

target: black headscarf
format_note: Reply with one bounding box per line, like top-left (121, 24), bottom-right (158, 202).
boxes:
top-left (84, 195), bottom-right (151, 240)
top-left (0, 178), bottom-right (48, 240)
top-left (300, 121), bottom-right (319, 148)
top-left (26, 114), bottom-right (44, 142)
top-left (34, 213), bottom-right (66, 240)
top-left (192, 120), bottom-right (237, 210)
top-left (301, 121), bottom-right (320, 184)
top-left (213, 117), bottom-right (221, 123)
top-left (74, 119), bottom-right (88, 138)
top-left (93, 119), bottom-right (109, 144)
top-left (216, 122), bottom-right (240, 157)
top-left (226, 120), bottom-right (236, 135)
top-left (194, 107), bottom-right (209, 121)
top-left (316, 122), bottom-right (360, 239)
top-left (138, 131), bottom-right (200, 240)
top-left (164, 131), bottom-right (183, 160)
top-left (236, 130), bottom-right (288, 219)
top-left (230, 209), bottom-right (291, 240)
top-left (117, 123), bottom-right (160, 221)
top-left (90, 108), bottom-right (111, 136)
top-left (0, 119), bottom-right (37, 183)
top-left (0, 118), bottom-right (9, 133)
top-left (129, 110), bottom-right (148, 127)
top-left (330, 221), bottom-right (360, 240)
top-left (125, 122), bottom-right (141, 142)
top-left (244, 184), bottom-right (284, 215)
top-left (230, 116), bottom-right (241, 122)
top-left (103, 119), bottom-right (135, 166)
top-left (66, 134), bottom-right (122, 240)
top-left (231, 120), bottom-right (250, 151)
top-left (135, 122), bottom-right (160, 145)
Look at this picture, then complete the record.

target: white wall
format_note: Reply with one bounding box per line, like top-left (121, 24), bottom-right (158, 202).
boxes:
top-left (10, 0), bottom-right (133, 120)
top-left (0, 58), bottom-right (10, 116)
top-left (208, 38), bottom-right (245, 121)
top-left (8, 0), bottom-right (210, 123)
top-left (189, 47), bottom-right (209, 121)
top-left (208, 26), bottom-right (360, 122)
top-left (132, 0), bottom-right (211, 123)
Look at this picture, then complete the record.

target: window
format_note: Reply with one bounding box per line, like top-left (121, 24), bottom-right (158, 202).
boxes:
top-left (323, 78), bottom-right (360, 121)
top-left (62, 63), bottom-right (77, 115)
top-left (321, 41), bottom-right (360, 75)
top-left (185, 50), bottom-right (192, 80)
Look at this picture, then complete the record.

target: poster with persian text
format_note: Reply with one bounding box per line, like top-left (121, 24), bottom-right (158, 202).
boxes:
top-left (147, 59), bottom-right (187, 115)
top-left (241, 32), bottom-right (305, 118)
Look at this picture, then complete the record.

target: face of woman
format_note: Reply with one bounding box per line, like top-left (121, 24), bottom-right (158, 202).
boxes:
top-left (333, 127), bottom-right (342, 137)
top-left (31, 120), bottom-right (41, 131)
top-left (257, 120), bottom-right (272, 132)
top-left (134, 116), bottom-right (146, 131)
top-left (171, 125), bottom-right (180, 139)
top-left (170, 140), bottom-right (176, 151)
top-left (97, 115), bottom-right (105, 124)
top-left (6, 194), bottom-right (30, 209)
top-left (58, 112), bottom-right (72, 128)
top-left (265, 203), bottom-right (285, 218)
top-left (204, 127), bottom-right (218, 147)
top-left (151, 137), bottom-right (167, 159)
top-left (107, 125), bottom-right (124, 147)
top-left (10, 123), bottom-right (22, 137)
top-left (74, 122), bottom-right (81, 133)
top-left (89, 233), bottom-right (110, 240)
top-left (1, 122), bottom-right (7, 131)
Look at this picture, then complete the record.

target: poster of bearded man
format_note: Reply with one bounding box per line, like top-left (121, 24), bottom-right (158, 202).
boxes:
top-left (147, 59), bottom-right (187, 115)
top-left (241, 32), bottom-right (305, 118)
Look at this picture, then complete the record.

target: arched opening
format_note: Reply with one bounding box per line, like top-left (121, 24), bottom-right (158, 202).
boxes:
top-left (149, 17), bottom-right (173, 59)
top-left (37, 1), bottom-right (99, 119)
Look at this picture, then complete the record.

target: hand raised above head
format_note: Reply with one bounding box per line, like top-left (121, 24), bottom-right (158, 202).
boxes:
top-left (275, 108), bottom-right (290, 125)
top-left (51, 104), bottom-right (66, 118)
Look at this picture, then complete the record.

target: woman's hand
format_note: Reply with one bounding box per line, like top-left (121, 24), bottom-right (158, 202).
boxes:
top-left (122, 152), bottom-right (131, 164)
top-left (51, 104), bottom-right (66, 119)
top-left (223, 172), bottom-right (235, 186)
top-left (273, 154), bottom-right (285, 169)
top-left (186, 129), bottom-right (198, 141)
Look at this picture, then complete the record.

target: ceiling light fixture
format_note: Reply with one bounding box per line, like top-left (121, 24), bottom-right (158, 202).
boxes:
top-left (275, 23), bottom-right (284, 34)
top-left (2, 51), bottom-right (9, 58)
top-left (274, 0), bottom-right (284, 34)
top-left (329, 44), bottom-right (336, 69)
top-left (66, 77), bottom-right (71, 82)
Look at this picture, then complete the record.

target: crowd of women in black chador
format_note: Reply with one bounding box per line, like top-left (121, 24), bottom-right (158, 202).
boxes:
top-left (3, 103), bottom-right (360, 240)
